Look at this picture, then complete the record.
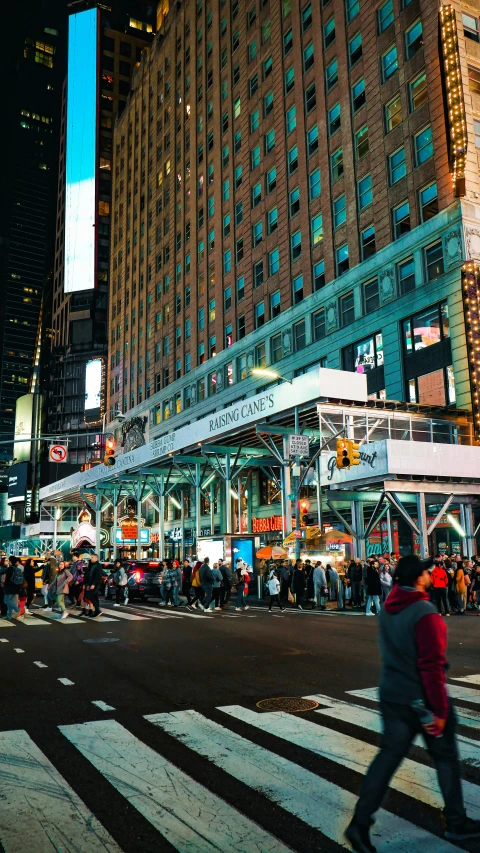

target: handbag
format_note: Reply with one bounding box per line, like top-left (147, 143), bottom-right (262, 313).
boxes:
top-left (287, 589), bottom-right (294, 603)
top-left (41, 583), bottom-right (48, 596)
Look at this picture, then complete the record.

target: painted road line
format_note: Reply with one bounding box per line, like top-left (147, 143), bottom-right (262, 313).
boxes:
top-left (19, 615), bottom-right (50, 627)
top-left (60, 718), bottom-right (291, 853)
top-left (0, 729), bottom-right (121, 853)
top-left (148, 709), bottom-right (461, 853)
top-left (98, 608), bottom-right (149, 621)
top-left (39, 611), bottom-right (85, 625)
top-left (219, 705), bottom-right (480, 818)
top-left (348, 687), bottom-right (480, 730)
top-left (305, 694), bottom-right (480, 767)
top-left (129, 603), bottom-right (205, 618)
top-left (13, 648), bottom-right (25, 654)
top-left (58, 678), bottom-right (75, 686)
top-left (92, 700), bottom-right (115, 712)
top-left (0, 638), bottom-right (9, 642)
top-left (451, 675), bottom-right (480, 685)
top-left (0, 620), bottom-right (14, 628)
top-left (33, 661), bottom-right (48, 669)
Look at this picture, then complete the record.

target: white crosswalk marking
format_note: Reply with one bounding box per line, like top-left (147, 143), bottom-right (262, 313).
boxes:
top-left (0, 638), bottom-right (9, 642)
top-left (147, 709), bottom-right (461, 853)
top-left (19, 615), bottom-right (50, 626)
top-left (348, 687), bottom-right (480, 730)
top-left (33, 661), bottom-right (48, 668)
top-left (0, 620), bottom-right (14, 628)
top-left (60, 718), bottom-right (292, 852)
top-left (99, 607), bottom-right (148, 621)
top-left (58, 678), bottom-right (75, 686)
top-left (38, 610), bottom-right (85, 625)
top-left (451, 675), bottom-right (480, 685)
top-left (305, 693), bottom-right (480, 768)
top-left (92, 700), bottom-right (115, 711)
top-left (13, 648), bottom-right (24, 654)
top-left (0, 729), bottom-right (121, 852)
top-left (218, 705), bottom-right (480, 818)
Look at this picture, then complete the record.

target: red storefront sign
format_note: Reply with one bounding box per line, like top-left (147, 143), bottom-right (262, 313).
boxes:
top-left (252, 516), bottom-right (283, 533)
top-left (121, 521), bottom-right (138, 540)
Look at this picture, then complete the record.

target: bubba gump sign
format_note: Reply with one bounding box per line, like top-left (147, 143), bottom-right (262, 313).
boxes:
top-left (252, 516), bottom-right (283, 534)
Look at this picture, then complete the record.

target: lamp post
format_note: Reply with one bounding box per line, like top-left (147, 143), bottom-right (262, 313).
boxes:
top-left (250, 368), bottom-right (292, 384)
top-left (102, 408), bottom-right (126, 433)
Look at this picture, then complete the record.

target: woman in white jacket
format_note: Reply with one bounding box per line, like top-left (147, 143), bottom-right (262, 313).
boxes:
top-left (267, 570), bottom-right (285, 613)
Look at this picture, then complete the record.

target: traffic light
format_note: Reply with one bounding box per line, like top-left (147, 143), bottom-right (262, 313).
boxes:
top-left (336, 438), bottom-right (351, 469)
top-left (300, 499), bottom-right (309, 525)
top-left (104, 437), bottom-right (116, 466)
top-left (350, 440), bottom-right (361, 466)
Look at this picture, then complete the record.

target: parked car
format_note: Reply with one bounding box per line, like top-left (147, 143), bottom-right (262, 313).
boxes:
top-left (103, 560), bottom-right (164, 602)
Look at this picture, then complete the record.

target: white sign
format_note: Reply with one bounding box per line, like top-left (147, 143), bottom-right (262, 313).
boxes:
top-left (288, 434), bottom-right (310, 458)
top-left (49, 445), bottom-right (68, 463)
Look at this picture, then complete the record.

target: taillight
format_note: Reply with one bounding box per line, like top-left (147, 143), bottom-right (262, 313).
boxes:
top-left (135, 570), bottom-right (142, 583)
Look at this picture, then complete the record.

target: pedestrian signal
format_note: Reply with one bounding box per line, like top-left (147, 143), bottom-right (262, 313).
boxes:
top-left (336, 438), bottom-right (351, 468)
top-left (104, 437), bottom-right (116, 466)
top-left (350, 440), bottom-right (361, 466)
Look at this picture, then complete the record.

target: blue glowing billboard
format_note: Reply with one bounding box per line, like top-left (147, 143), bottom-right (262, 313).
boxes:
top-left (65, 8), bottom-right (98, 293)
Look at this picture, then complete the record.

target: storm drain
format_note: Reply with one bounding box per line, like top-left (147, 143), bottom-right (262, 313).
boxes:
top-left (256, 697), bottom-right (319, 713)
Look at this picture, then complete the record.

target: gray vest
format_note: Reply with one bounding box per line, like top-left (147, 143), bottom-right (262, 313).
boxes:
top-left (378, 597), bottom-right (438, 705)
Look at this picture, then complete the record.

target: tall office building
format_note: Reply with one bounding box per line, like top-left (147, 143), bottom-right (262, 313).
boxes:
top-left (0, 1), bottom-right (66, 458)
top-left (107, 0), bottom-right (480, 435)
top-left (43, 0), bottom-right (155, 471)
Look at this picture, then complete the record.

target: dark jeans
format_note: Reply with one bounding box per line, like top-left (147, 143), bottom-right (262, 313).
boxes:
top-left (433, 587), bottom-right (449, 615)
top-left (164, 587), bottom-right (175, 605)
top-left (351, 581), bottom-right (362, 606)
top-left (116, 585), bottom-right (126, 604)
top-left (235, 584), bottom-right (246, 608)
top-left (85, 588), bottom-right (100, 615)
top-left (212, 588), bottom-right (221, 607)
top-left (220, 584), bottom-right (231, 607)
top-left (202, 583), bottom-right (213, 609)
top-left (295, 590), bottom-right (305, 607)
top-left (27, 581), bottom-right (35, 608)
top-left (269, 594), bottom-right (282, 611)
top-left (354, 700), bottom-right (465, 827)
top-left (189, 585), bottom-right (204, 605)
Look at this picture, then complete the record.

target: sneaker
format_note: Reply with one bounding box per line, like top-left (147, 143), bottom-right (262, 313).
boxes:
top-left (344, 820), bottom-right (376, 853)
top-left (203, 608), bottom-right (212, 614)
top-left (197, 602), bottom-right (205, 611)
top-left (215, 607), bottom-right (222, 611)
top-left (43, 607), bottom-right (52, 612)
top-left (92, 612), bottom-right (102, 618)
top-left (268, 610), bottom-right (273, 613)
top-left (24, 608), bottom-right (31, 615)
top-left (244, 606), bottom-right (249, 611)
top-left (186, 605), bottom-right (194, 612)
top-left (113, 603), bottom-right (120, 608)
top-left (235, 607), bottom-right (242, 612)
top-left (281, 608), bottom-right (286, 612)
top-left (445, 817), bottom-right (480, 841)
top-left (61, 611), bottom-right (69, 620)
top-left (297, 605), bottom-right (303, 611)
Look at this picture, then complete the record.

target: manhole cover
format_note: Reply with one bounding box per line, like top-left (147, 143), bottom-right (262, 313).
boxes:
top-left (83, 637), bottom-right (119, 644)
top-left (256, 697), bottom-right (319, 713)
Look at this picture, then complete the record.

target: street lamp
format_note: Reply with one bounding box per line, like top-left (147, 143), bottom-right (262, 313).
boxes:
top-left (102, 408), bottom-right (126, 433)
top-left (250, 368), bottom-right (292, 384)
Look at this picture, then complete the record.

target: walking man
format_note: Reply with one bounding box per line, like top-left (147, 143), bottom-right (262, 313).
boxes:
top-left (312, 562), bottom-right (327, 610)
top-left (345, 554), bottom-right (480, 852)
top-left (84, 554), bottom-right (103, 618)
top-left (347, 558), bottom-right (363, 608)
top-left (200, 556), bottom-right (214, 613)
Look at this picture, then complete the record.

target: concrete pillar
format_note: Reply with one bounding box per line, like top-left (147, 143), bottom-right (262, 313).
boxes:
top-left (352, 501), bottom-right (366, 560)
top-left (112, 491), bottom-right (118, 561)
top-left (416, 492), bottom-right (429, 559)
top-left (237, 476), bottom-right (243, 533)
top-left (283, 437), bottom-right (293, 537)
top-left (386, 507), bottom-right (394, 555)
top-left (462, 504), bottom-right (476, 558)
top-left (195, 464), bottom-right (202, 545)
top-left (246, 472), bottom-right (253, 534)
top-left (136, 484), bottom-right (142, 560)
top-left (210, 482), bottom-right (215, 536)
top-left (180, 491), bottom-right (185, 562)
top-left (95, 494), bottom-right (102, 555)
top-left (225, 453), bottom-right (232, 534)
top-left (316, 457), bottom-right (322, 530)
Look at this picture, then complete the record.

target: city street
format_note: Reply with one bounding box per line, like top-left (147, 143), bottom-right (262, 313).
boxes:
top-left (1, 600), bottom-right (480, 852)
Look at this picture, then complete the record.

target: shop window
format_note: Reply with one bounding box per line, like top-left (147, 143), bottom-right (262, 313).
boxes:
top-left (403, 300), bottom-right (449, 353)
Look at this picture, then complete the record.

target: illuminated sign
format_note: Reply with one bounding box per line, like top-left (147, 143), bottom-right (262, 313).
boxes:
top-left (252, 516), bottom-right (283, 534)
top-left (114, 527), bottom-right (151, 545)
top-left (85, 359), bottom-right (102, 411)
top-left (65, 8), bottom-right (98, 293)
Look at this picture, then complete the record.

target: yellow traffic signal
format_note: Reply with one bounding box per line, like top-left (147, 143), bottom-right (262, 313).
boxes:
top-left (336, 438), bottom-right (351, 469)
top-left (104, 437), bottom-right (116, 467)
top-left (350, 440), bottom-right (361, 466)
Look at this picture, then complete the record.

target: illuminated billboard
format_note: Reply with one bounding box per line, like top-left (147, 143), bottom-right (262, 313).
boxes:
top-left (64, 7), bottom-right (98, 293)
top-left (85, 359), bottom-right (103, 411)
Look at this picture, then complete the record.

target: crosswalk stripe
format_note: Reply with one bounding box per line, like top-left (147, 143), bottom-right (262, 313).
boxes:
top-left (305, 693), bottom-right (480, 768)
top-left (218, 705), bottom-right (480, 818)
top-left (0, 638), bottom-right (9, 642)
top-left (146, 709), bottom-right (461, 853)
top-left (98, 607), bottom-right (149, 621)
top-left (33, 661), bottom-right (48, 668)
top-left (92, 700), bottom-right (115, 711)
top-left (0, 620), bottom-right (14, 628)
top-left (38, 611), bottom-right (85, 625)
top-left (18, 615), bottom-right (50, 627)
top-left (348, 687), bottom-right (480, 728)
top-left (59, 718), bottom-right (292, 852)
top-left (0, 729), bottom-right (121, 852)
top-left (451, 675), bottom-right (480, 685)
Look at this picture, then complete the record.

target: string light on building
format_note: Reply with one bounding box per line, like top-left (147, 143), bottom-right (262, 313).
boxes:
top-left (462, 261), bottom-right (480, 436)
top-left (440, 5), bottom-right (468, 197)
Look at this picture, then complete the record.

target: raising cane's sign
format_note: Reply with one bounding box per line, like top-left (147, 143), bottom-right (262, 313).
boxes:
top-left (252, 516), bottom-right (283, 534)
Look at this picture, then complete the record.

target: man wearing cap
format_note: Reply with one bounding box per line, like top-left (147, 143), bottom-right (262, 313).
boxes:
top-left (345, 554), bottom-right (480, 853)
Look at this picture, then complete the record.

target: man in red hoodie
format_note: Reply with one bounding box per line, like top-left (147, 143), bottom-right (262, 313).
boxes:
top-left (345, 554), bottom-right (480, 853)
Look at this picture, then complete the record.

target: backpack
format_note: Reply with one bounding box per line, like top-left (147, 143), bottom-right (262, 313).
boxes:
top-left (115, 567), bottom-right (127, 585)
top-left (11, 565), bottom-right (24, 587)
top-left (191, 567), bottom-right (201, 587)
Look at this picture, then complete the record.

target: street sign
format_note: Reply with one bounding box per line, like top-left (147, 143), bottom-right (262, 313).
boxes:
top-left (287, 493), bottom-right (296, 501)
top-left (49, 444), bottom-right (68, 463)
top-left (288, 434), bottom-right (310, 458)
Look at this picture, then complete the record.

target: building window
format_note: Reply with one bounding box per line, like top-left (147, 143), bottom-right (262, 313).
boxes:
top-left (255, 341), bottom-right (267, 367)
top-left (358, 174), bottom-right (372, 210)
top-left (388, 147), bottom-right (406, 184)
top-left (469, 66), bottom-right (480, 94)
top-left (326, 58), bottom-right (338, 91)
top-left (250, 108), bottom-right (259, 132)
top-left (313, 307), bottom-right (326, 340)
top-left (288, 146), bottom-right (298, 174)
top-left (345, 333), bottom-right (384, 375)
top-left (289, 187), bottom-right (300, 217)
top-left (409, 72), bottom-right (427, 111)
top-left (313, 260), bottom-right (325, 291)
top-left (361, 225), bottom-right (376, 259)
top-left (283, 29), bottom-right (293, 55)
top-left (414, 125), bottom-right (433, 165)
top-left (475, 119), bottom-right (480, 149)
top-left (252, 220), bottom-right (263, 246)
top-left (363, 278), bottom-right (380, 313)
top-left (419, 182), bottom-right (438, 222)
top-left (305, 83), bottom-right (316, 113)
top-left (293, 319), bottom-right (306, 351)
top-left (405, 19), bottom-right (423, 59)
top-left (264, 91), bottom-right (274, 116)
top-left (336, 244), bottom-right (349, 276)
top-left (463, 12), bottom-right (480, 42)
top-left (424, 241), bottom-right (444, 281)
top-left (352, 78), bottom-right (365, 112)
top-left (237, 315), bottom-right (246, 339)
top-left (267, 206), bottom-right (278, 234)
top-left (324, 17), bottom-right (336, 48)
top-left (403, 300), bottom-right (449, 353)
top-left (378, 0), bottom-right (393, 33)
top-left (237, 275), bottom-right (245, 300)
top-left (255, 301), bottom-right (265, 328)
top-left (270, 290), bottom-right (281, 318)
top-left (302, 3), bottom-right (312, 31)
top-left (271, 333), bottom-right (283, 363)
top-left (392, 200), bottom-right (410, 238)
top-left (381, 45), bottom-right (398, 82)
top-left (311, 214), bottom-right (323, 246)
top-left (286, 105), bottom-right (296, 133)
top-left (252, 182), bottom-right (262, 207)
top-left (346, 0), bottom-right (359, 21)
top-left (304, 42), bottom-right (314, 73)
top-left (269, 248), bottom-right (280, 276)
top-left (355, 125), bottom-right (369, 160)
top-left (309, 167), bottom-right (321, 199)
top-left (285, 67), bottom-right (295, 94)
top-left (254, 260), bottom-right (264, 287)
top-left (349, 33), bottom-right (362, 66)
top-left (291, 231), bottom-right (302, 261)
top-left (264, 128), bottom-right (275, 153)
top-left (331, 148), bottom-right (343, 182)
top-left (237, 354), bottom-right (247, 380)
top-left (266, 167), bottom-right (277, 193)
top-left (328, 103), bottom-right (341, 135)
top-left (251, 145), bottom-right (261, 170)
top-left (293, 275), bottom-right (304, 304)
top-left (333, 194), bottom-right (347, 228)
top-left (340, 291), bottom-right (354, 325)
top-left (397, 257), bottom-right (415, 294)
top-left (385, 94), bottom-right (402, 132)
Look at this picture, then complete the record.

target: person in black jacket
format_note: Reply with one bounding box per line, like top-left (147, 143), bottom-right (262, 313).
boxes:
top-left (23, 558), bottom-right (36, 614)
top-left (200, 557), bottom-right (214, 613)
top-left (219, 560), bottom-right (232, 608)
top-left (84, 554), bottom-right (103, 618)
top-left (347, 558), bottom-right (363, 608)
top-left (292, 562), bottom-right (306, 611)
top-left (365, 560), bottom-right (382, 616)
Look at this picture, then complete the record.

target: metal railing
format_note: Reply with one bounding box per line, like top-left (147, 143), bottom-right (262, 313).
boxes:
top-left (318, 405), bottom-right (474, 447)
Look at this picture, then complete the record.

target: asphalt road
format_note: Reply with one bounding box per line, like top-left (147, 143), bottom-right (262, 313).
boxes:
top-left (1, 599), bottom-right (480, 853)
